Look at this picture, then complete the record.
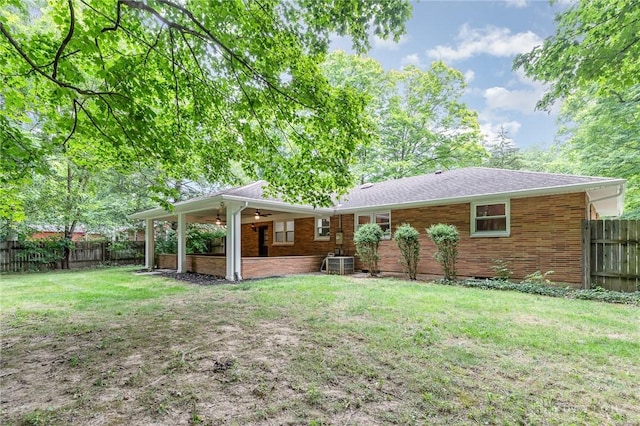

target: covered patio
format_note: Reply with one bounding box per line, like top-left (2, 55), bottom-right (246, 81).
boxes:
top-left (128, 183), bottom-right (335, 280)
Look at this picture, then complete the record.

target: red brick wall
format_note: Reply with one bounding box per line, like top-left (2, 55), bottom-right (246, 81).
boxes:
top-left (157, 254), bottom-right (177, 269)
top-left (242, 255), bottom-right (325, 279)
top-left (157, 254), bottom-right (225, 277)
top-left (189, 255), bottom-right (225, 277)
top-left (367, 193), bottom-right (587, 284)
top-left (241, 217), bottom-right (338, 258)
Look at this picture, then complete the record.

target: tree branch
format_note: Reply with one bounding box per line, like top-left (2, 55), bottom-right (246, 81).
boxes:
top-left (0, 22), bottom-right (126, 99)
top-left (53, 0), bottom-right (76, 79)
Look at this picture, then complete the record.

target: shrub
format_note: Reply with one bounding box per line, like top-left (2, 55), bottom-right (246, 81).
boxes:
top-left (491, 259), bottom-right (513, 280)
top-left (17, 237), bottom-right (74, 270)
top-left (523, 270), bottom-right (554, 285)
top-left (354, 223), bottom-right (383, 276)
top-left (458, 279), bottom-right (639, 305)
top-left (426, 223), bottom-right (459, 281)
top-left (155, 225), bottom-right (226, 255)
top-left (393, 223), bottom-right (420, 280)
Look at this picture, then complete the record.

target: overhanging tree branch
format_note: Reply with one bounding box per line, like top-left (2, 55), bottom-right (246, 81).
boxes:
top-left (0, 22), bottom-right (125, 98)
top-left (53, 0), bottom-right (76, 79)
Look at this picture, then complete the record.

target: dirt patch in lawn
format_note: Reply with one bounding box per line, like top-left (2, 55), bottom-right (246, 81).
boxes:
top-left (0, 289), bottom-right (389, 425)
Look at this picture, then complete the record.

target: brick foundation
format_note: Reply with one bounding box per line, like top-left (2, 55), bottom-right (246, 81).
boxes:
top-left (242, 255), bottom-right (324, 279)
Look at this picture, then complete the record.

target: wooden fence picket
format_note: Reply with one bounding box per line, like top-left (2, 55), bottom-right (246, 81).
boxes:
top-left (0, 241), bottom-right (145, 273)
top-left (583, 219), bottom-right (639, 292)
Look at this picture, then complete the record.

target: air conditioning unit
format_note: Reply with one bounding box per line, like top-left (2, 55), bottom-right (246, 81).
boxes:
top-left (326, 256), bottom-right (354, 275)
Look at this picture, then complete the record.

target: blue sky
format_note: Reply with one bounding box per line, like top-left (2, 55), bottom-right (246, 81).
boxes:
top-left (331, 0), bottom-right (570, 149)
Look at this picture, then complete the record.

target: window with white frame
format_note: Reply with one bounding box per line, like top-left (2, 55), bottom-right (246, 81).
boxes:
top-left (471, 201), bottom-right (510, 237)
top-left (315, 217), bottom-right (330, 240)
top-left (355, 211), bottom-right (391, 240)
top-left (274, 220), bottom-right (295, 243)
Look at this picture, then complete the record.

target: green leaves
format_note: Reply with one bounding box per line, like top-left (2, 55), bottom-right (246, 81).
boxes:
top-left (1, 0), bottom-right (411, 219)
top-left (354, 223), bottom-right (384, 276)
top-left (393, 223), bottom-right (420, 280)
top-left (514, 0), bottom-right (640, 110)
top-left (323, 54), bottom-right (486, 182)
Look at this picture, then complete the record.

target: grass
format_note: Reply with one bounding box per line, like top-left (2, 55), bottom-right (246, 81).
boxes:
top-left (1, 267), bottom-right (639, 425)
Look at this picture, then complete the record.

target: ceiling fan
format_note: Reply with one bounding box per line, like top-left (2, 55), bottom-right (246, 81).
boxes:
top-left (252, 209), bottom-right (272, 220)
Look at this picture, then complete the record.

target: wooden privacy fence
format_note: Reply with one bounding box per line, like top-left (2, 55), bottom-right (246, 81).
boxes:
top-left (582, 219), bottom-right (639, 292)
top-left (0, 241), bottom-right (145, 273)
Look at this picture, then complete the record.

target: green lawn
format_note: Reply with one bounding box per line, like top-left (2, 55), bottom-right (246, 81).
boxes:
top-left (1, 267), bottom-right (639, 425)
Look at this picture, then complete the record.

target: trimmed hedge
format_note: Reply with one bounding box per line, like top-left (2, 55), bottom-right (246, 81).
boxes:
top-left (437, 278), bottom-right (640, 305)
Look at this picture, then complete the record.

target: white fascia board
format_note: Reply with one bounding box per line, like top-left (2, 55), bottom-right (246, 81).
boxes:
top-left (128, 208), bottom-right (173, 220)
top-left (127, 195), bottom-right (224, 220)
top-left (221, 195), bottom-right (333, 215)
top-left (335, 180), bottom-right (627, 214)
top-left (174, 195), bottom-right (223, 215)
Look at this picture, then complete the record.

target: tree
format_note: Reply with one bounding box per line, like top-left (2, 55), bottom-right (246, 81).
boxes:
top-left (484, 126), bottom-right (522, 170)
top-left (321, 51), bottom-right (388, 184)
top-left (514, 0), bottom-right (640, 110)
top-left (557, 85), bottom-right (640, 218)
top-left (393, 223), bottom-right (420, 280)
top-left (323, 54), bottom-right (486, 182)
top-left (0, 0), bottom-right (412, 218)
top-left (354, 223), bottom-right (383, 276)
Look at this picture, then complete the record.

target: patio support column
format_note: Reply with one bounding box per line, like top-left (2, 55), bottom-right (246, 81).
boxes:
top-left (177, 212), bottom-right (187, 273)
top-left (225, 202), bottom-right (246, 281)
top-left (144, 218), bottom-right (155, 270)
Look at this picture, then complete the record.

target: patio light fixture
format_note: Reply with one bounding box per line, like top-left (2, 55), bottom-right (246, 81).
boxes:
top-left (254, 209), bottom-right (261, 220)
top-left (215, 214), bottom-right (222, 225)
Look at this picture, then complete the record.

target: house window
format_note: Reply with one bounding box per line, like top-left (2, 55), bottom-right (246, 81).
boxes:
top-left (275, 220), bottom-right (295, 244)
top-left (471, 201), bottom-right (510, 237)
top-left (315, 217), bottom-right (330, 240)
top-left (355, 211), bottom-right (391, 240)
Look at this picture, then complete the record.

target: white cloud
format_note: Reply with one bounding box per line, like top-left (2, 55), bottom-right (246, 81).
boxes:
top-left (505, 0), bottom-right (528, 8)
top-left (463, 69), bottom-right (475, 83)
top-left (372, 34), bottom-right (408, 51)
top-left (481, 121), bottom-right (522, 145)
top-left (426, 24), bottom-right (542, 62)
top-left (401, 53), bottom-right (423, 67)
top-left (482, 68), bottom-right (556, 115)
top-left (484, 86), bottom-right (541, 114)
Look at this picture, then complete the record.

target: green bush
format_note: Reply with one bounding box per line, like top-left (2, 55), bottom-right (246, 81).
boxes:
top-left (522, 270), bottom-right (554, 285)
top-left (426, 223), bottom-right (459, 281)
top-left (491, 259), bottom-right (513, 280)
top-left (354, 223), bottom-right (383, 276)
top-left (393, 223), bottom-right (420, 280)
top-left (18, 237), bottom-right (74, 270)
top-left (155, 224), bottom-right (226, 255)
top-left (457, 279), bottom-right (639, 305)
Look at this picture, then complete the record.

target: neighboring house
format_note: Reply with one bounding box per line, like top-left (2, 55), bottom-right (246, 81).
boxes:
top-left (29, 225), bottom-right (104, 241)
top-left (129, 167), bottom-right (626, 285)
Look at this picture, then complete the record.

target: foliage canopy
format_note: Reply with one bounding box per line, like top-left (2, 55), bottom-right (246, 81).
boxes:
top-left (0, 0), bottom-right (411, 219)
top-left (514, 0), bottom-right (640, 110)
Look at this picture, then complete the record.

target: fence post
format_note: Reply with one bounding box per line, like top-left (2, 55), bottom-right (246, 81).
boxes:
top-left (581, 219), bottom-right (591, 289)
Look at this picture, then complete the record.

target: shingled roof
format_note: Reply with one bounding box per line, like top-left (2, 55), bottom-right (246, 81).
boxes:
top-left (130, 167), bottom-right (625, 220)
top-left (334, 167), bottom-right (624, 211)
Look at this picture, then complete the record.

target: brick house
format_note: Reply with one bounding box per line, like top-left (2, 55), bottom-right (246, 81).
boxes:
top-left (129, 168), bottom-right (625, 285)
